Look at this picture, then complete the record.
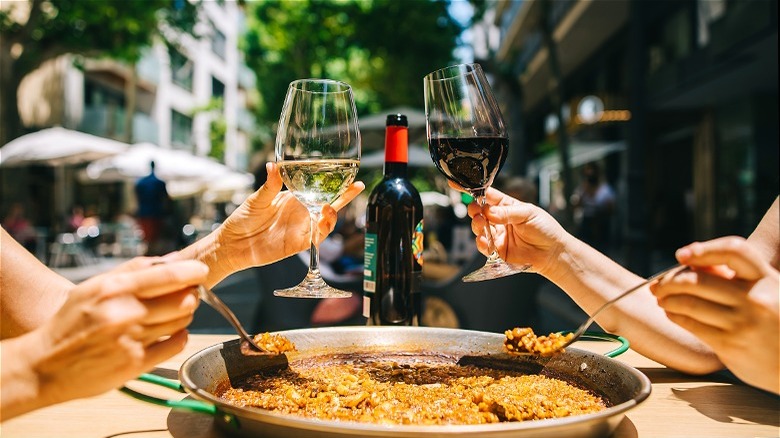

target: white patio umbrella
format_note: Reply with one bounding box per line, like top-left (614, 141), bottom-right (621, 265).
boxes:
top-left (0, 127), bottom-right (130, 224)
top-left (360, 143), bottom-right (433, 168)
top-left (202, 171), bottom-right (256, 203)
top-left (83, 143), bottom-right (254, 199)
top-left (0, 127), bottom-right (128, 167)
top-left (358, 106), bottom-right (427, 150)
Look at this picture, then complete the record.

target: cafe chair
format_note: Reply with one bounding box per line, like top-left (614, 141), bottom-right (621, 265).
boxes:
top-left (421, 251), bottom-right (544, 333)
top-left (250, 255), bottom-right (364, 334)
top-left (48, 232), bottom-right (97, 268)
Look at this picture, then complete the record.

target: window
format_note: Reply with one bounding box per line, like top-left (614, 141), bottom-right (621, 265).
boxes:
top-left (211, 25), bottom-right (226, 60)
top-left (169, 47), bottom-right (193, 91)
top-left (697, 0), bottom-right (726, 46)
top-left (171, 109), bottom-right (193, 150)
top-left (212, 76), bottom-right (225, 98)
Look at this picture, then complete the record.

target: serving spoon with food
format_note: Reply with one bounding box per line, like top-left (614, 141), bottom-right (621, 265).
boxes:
top-left (196, 285), bottom-right (295, 356)
top-left (505, 264), bottom-right (688, 357)
top-left (150, 259), bottom-right (293, 356)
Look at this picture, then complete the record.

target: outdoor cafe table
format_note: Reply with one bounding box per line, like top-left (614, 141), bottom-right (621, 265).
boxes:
top-left (3, 334), bottom-right (778, 438)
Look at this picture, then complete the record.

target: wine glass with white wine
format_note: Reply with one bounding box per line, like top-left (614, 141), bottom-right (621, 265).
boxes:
top-left (424, 63), bottom-right (529, 282)
top-left (274, 79), bottom-right (361, 298)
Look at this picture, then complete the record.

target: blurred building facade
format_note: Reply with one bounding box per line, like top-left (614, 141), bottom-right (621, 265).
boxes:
top-left (490, 0), bottom-right (778, 274)
top-left (9, 1), bottom-right (256, 230)
top-left (17, 1), bottom-right (255, 168)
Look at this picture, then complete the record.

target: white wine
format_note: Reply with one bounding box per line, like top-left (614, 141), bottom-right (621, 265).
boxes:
top-left (279, 159), bottom-right (359, 210)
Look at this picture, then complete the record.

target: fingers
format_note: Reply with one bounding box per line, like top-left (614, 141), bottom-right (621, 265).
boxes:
top-left (138, 315), bottom-right (195, 345)
top-left (652, 269), bottom-right (750, 307)
top-left (658, 294), bottom-right (737, 330)
top-left (102, 260), bottom-right (208, 300)
top-left (675, 237), bottom-right (767, 280)
top-left (447, 180), bottom-right (465, 192)
top-left (331, 181), bottom-right (365, 212)
top-left (139, 288), bottom-right (199, 325)
top-left (247, 162), bottom-right (284, 209)
top-left (141, 329), bottom-right (189, 367)
top-left (317, 182), bottom-right (365, 237)
top-left (484, 186), bottom-right (515, 206)
top-left (471, 212), bottom-right (487, 236)
top-left (483, 203), bottom-right (536, 226)
top-left (104, 256), bottom-right (165, 274)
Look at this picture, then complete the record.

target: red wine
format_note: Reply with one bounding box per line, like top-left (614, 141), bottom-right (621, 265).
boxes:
top-left (363, 114), bottom-right (423, 325)
top-left (428, 136), bottom-right (508, 193)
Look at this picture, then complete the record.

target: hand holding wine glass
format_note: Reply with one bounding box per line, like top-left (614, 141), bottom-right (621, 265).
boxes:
top-left (275, 79), bottom-right (361, 298)
top-left (424, 63), bottom-right (529, 282)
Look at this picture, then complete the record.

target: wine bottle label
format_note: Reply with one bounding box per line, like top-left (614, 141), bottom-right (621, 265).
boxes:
top-left (363, 232), bottom-right (377, 293)
top-left (412, 219), bottom-right (424, 266)
top-left (363, 232), bottom-right (378, 319)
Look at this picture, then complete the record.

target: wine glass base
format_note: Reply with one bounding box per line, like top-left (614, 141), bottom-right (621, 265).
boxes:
top-left (462, 262), bottom-right (530, 282)
top-left (274, 277), bottom-right (352, 298)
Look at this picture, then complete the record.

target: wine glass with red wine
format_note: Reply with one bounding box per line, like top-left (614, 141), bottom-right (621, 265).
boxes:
top-left (424, 63), bottom-right (529, 282)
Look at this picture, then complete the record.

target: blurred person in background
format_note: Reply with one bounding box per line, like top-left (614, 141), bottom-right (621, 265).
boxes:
top-left (460, 182), bottom-right (778, 395)
top-left (0, 163), bottom-right (364, 420)
top-left (134, 160), bottom-right (170, 255)
top-left (571, 162), bottom-right (615, 253)
top-left (67, 205), bottom-right (85, 232)
top-left (497, 176), bottom-right (538, 204)
top-left (2, 202), bottom-right (38, 253)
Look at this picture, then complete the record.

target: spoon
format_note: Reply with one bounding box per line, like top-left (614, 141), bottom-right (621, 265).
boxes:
top-left (509, 264), bottom-right (689, 356)
top-left (196, 285), bottom-right (274, 356)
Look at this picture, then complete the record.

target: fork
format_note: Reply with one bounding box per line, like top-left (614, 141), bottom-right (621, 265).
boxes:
top-left (196, 285), bottom-right (273, 355)
top-left (517, 264), bottom-right (688, 356)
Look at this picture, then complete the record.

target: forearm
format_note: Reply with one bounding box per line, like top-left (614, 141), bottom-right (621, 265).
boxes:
top-left (540, 236), bottom-right (723, 374)
top-left (1, 229), bottom-right (72, 338)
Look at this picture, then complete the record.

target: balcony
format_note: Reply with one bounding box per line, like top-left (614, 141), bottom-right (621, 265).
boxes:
top-left (79, 105), bottom-right (159, 144)
top-left (709, 0), bottom-right (774, 55)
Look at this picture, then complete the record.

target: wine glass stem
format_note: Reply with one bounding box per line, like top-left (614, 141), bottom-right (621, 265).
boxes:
top-left (307, 211), bottom-right (322, 278)
top-left (476, 195), bottom-right (500, 260)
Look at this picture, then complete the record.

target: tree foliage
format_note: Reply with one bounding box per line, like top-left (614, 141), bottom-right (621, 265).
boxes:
top-left (243, 0), bottom-right (464, 145)
top-left (0, 0), bottom-right (198, 145)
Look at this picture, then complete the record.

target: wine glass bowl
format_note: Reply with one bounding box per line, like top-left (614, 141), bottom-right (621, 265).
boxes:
top-left (274, 79), bottom-right (361, 298)
top-left (424, 63), bottom-right (528, 282)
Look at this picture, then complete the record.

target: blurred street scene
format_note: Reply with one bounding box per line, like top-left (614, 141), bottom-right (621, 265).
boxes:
top-left (1, 0), bottom-right (777, 335)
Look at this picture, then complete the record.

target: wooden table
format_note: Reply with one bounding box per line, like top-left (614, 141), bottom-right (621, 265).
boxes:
top-left (3, 334), bottom-right (778, 437)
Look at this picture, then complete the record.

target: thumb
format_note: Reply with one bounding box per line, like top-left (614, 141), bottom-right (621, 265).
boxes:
top-left (484, 203), bottom-right (536, 226)
top-left (250, 162), bottom-right (283, 207)
top-left (675, 237), bottom-right (768, 281)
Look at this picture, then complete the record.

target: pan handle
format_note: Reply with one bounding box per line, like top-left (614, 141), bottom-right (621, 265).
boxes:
top-left (121, 373), bottom-right (239, 428)
top-left (558, 331), bottom-right (630, 358)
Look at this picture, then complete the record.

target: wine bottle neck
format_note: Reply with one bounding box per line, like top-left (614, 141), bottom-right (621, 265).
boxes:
top-left (384, 161), bottom-right (408, 177)
top-left (384, 117), bottom-right (409, 177)
top-left (384, 125), bottom-right (408, 160)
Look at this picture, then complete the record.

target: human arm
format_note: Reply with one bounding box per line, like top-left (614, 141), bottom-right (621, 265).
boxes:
top-left (463, 186), bottom-right (722, 374)
top-left (165, 162), bottom-right (364, 288)
top-left (1, 230), bottom-right (208, 420)
top-left (651, 236), bottom-right (779, 394)
top-left (1, 227), bottom-right (74, 338)
top-left (747, 196), bottom-right (779, 269)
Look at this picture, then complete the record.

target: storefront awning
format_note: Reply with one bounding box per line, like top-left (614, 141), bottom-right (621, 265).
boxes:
top-left (526, 141), bottom-right (626, 179)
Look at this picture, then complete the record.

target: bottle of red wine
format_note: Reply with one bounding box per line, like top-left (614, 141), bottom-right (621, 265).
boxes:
top-left (363, 114), bottom-right (424, 325)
